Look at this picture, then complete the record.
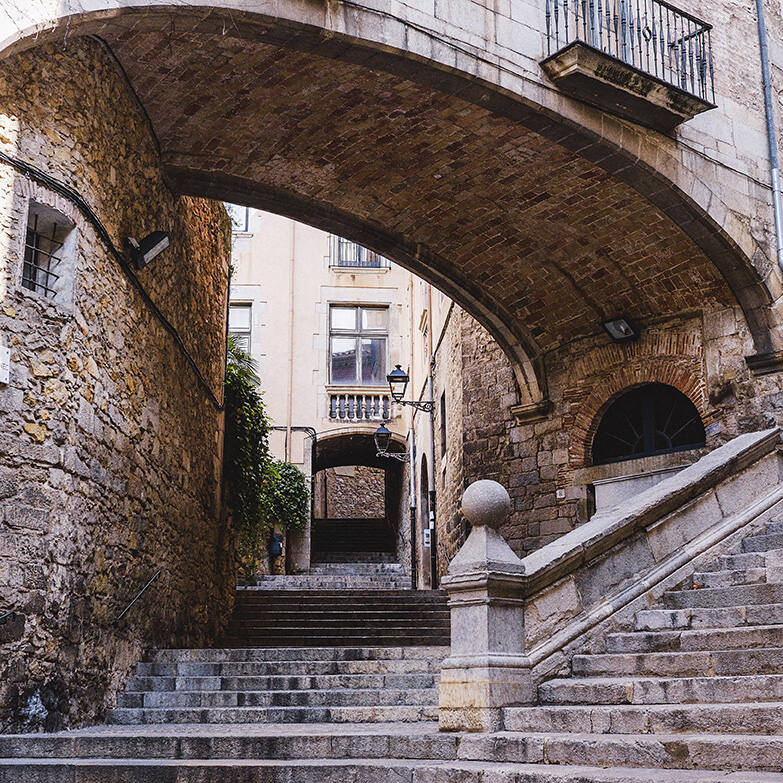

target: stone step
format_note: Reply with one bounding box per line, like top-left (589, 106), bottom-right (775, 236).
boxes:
top-left (691, 567), bottom-right (767, 588)
top-left (503, 702), bottom-right (783, 734)
top-left (663, 583), bottom-right (783, 608)
top-left (605, 624), bottom-right (783, 653)
top-left (572, 647), bottom-right (783, 677)
top-left (743, 532), bottom-right (783, 552)
top-left (251, 579), bottom-right (411, 590)
top-left (635, 603), bottom-right (783, 630)
top-left (135, 659), bottom-right (443, 677)
top-left (7, 758), bottom-right (783, 782)
top-left (117, 686), bottom-right (438, 709)
top-left (105, 704), bottom-right (439, 724)
top-left (149, 646), bottom-right (449, 662)
top-left (538, 673), bottom-right (783, 705)
top-left (305, 564), bottom-right (404, 573)
top-left (124, 672), bottom-right (438, 692)
top-left (312, 551), bottom-right (398, 562)
top-left (219, 635), bottom-right (451, 648)
top-left (765, 520), bottom-right (783, 535)
top-left (225, 616), bottom-right (450, 626)
top-left (5, 726), bottom-right (783, 774)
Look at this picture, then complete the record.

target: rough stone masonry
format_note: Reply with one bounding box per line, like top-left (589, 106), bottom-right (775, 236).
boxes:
top-left (0, 40), bottom-right (234, 731)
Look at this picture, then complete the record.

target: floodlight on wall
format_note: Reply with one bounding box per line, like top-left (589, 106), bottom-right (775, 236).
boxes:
top-left (386, 364), bottom-right (435, 413)
top-left (602, 317), bottom-right (638, 342)
top-left (374, 422), bottom-right (410, 462)
top-left (127, 231), bottom-right (171, 270)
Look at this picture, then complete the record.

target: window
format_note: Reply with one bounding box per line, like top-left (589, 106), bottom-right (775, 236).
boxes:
top-left (228, 303), bottom-right (252, 352)
top-left (329, 235), bottom-right (390, 269)
top-left (23, 202), bottom-right (75, 303)
top-left (592, 383), bottom-right (706, 465)
top-left (226, 204), bottom-right (250, 233)
top-left (329, 305), bottom-right (388, 386)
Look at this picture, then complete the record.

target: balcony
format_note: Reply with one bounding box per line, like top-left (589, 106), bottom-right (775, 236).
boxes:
top-left (327, 388), bottom-right (399, 422)
top-left (540, 0), bottom-right (715, 131)
top-left (329, 236), bottom-right (391, 270)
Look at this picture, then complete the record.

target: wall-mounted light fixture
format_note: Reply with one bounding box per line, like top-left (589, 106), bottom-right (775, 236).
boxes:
top-left (127, 231), bottom-right (171, 270)
top-left (387, 365), bottom-right (435, 413)
top-left (602, 317), bottom-right (638, 342)
top-left (374, 422), bottom-right (410, 462)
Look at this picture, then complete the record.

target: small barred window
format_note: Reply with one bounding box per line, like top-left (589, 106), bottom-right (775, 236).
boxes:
top-left (22, 202), bottom-right (75, 305)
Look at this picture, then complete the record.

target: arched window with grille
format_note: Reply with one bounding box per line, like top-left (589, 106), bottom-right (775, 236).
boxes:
top-left (592, 383), bottom-right (706, 466)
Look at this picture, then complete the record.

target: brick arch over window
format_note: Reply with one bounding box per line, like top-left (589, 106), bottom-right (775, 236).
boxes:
top-left (570, 361), bottom-right (711, 469)
top-left (2, 6), bottom-right (780, 405)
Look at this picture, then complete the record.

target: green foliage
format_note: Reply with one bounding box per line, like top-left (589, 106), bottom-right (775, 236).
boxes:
top-left (267, 461), bottom-right (310, 531)
top-left (223, 336), bottom-right (310, 576)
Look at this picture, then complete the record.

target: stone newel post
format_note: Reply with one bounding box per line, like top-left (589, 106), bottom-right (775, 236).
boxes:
top-left (438, 480), bottom-right (532, 732)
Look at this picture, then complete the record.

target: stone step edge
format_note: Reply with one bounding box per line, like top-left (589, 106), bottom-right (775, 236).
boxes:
top-left (5, 757), bottom-right (783, 782)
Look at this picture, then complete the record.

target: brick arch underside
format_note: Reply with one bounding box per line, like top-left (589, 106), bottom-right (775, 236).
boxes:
top-left (7, 8), bottom-right (773, 403)
top-left (314, 432), bottom-right (406, 472)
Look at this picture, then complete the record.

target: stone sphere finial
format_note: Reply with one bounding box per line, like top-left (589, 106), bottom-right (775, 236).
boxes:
top-left (461, 480), bottom-right (511, 529)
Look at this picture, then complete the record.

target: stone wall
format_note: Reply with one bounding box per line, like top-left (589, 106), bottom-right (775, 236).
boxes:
top-left (433, 303), bottom-right (783, 563)
top-left (314, 466), bottom-right (386, 520)
top-left (0, 40), bottom-right (233, 731)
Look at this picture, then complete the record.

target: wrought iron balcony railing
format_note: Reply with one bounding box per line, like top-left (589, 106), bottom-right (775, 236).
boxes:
top-left (545, 0), bottom-right (715, 104)
top-left (329, 235), bottom-right (391, 269)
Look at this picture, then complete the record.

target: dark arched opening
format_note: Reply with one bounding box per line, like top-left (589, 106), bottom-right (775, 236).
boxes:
top-left (592, 383), bottom-right (706, 466)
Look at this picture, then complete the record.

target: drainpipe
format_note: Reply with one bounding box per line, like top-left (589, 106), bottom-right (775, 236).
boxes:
top-left (426, 284), bottom-right (438, 588)
top-left (408, 427), bottom-right (417, 589)
top-left (756, 0), bottom-right (783, 271)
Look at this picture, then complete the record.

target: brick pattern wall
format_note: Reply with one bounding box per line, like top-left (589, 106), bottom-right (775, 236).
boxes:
top-left (434, 304), bottom-right (783, 562)
top-left (0, 41), bottom-right (232, 731)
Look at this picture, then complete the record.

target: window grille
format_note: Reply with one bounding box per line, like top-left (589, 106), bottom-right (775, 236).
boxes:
top-left (592, 383), bottom-right (705, 465)
top-left (329, 235), bottom-right (391, 269)
top-left (23, 207), bottom-right (71, 301)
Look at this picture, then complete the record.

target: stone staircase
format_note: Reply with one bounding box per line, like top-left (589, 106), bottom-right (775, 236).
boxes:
top-left (6, 521), bottom-right (783, 779)
top-left (222, 589), bottom-right (450, 646)
top-left (105, 645), bottom-right (445, 725)
top-left (253, 555), bottom-right (410, 590)
top-left (498, 516), bottom-right (783, 768)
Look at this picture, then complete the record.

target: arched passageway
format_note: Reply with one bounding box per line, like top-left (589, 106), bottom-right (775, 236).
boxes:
top-left (2, 4), bottom-right (780, 406)
top-left (312, 432), bottom-right (409, 568)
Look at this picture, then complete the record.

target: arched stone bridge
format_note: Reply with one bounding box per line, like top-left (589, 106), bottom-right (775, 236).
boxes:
top-left (2, 0), bottom-right (782, 405)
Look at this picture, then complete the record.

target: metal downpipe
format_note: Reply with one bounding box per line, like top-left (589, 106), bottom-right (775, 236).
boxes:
top-left (756, 0), bottom-right (783, 271)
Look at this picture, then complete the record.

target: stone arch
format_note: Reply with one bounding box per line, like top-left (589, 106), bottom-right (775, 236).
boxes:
top-left (2, 4), bottom-right (780, 405)
top-left (571, 360), bottom-right (711, 469)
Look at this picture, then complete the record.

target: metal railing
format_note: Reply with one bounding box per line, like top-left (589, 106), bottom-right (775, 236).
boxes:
top-left (329, 235), bottom-right (391, 269)
top-left (0, 608), bottom-right (16, 624)
top-left (114, 569), bottom-right (162, 624)
top-left (328, 390), bottom-right (395, 421)
top-left (545, 0), bottom-right (715, 103)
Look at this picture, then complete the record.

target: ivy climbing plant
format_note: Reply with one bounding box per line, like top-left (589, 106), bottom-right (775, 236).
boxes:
top-left (223, 336), bottom-right (310, 577)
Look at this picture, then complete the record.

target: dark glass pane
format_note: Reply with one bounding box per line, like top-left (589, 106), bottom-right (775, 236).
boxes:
top-left (360, 338), bottom-right (386, 385)
top-left (592, 383), bottom-right (705, 465)
top-left (331, 337), bottom-right (357, 384)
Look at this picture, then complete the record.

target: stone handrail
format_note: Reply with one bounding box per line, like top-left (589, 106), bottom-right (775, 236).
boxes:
top-left (439, 427), bottom-right (783, 732)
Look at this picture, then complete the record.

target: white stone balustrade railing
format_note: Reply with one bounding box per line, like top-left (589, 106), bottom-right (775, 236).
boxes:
top-left (327, 389), bottom-right (398, 422)
top-left (439, 427), bottom-right (783, 732)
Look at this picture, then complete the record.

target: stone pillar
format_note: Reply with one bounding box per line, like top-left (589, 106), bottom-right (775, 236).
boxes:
top-left (439, 480), bottom-right (533, 732)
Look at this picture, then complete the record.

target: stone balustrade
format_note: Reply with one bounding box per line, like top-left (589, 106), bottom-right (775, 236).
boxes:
top-left (439, 427), bottom-right (783, 731)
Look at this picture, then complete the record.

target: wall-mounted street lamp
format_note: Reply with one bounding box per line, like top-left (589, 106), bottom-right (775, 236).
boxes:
top-left (374, 422), bottom-right (410, 462)
top-left (387, 365), bottom-right (435, 413)
top-left (127, 231), bottom-right (171, 270)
